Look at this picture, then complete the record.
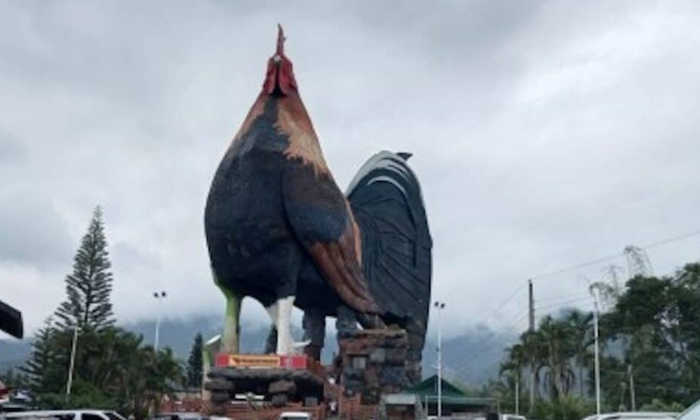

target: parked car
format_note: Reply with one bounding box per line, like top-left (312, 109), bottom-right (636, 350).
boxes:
top-left (582, 412), bottom-right (678, 420)
top-left (278, 412), bottom-right (311, 420)
top-left (675, 399), bottom-right (700, 420)
top-left (150, 413), bottom-right (209, 420)
top-left (5, 410), bottom-right (126, 420)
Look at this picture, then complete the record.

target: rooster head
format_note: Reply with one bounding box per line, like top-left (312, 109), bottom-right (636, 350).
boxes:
top-left (263, 24), bottom-right (298, 96)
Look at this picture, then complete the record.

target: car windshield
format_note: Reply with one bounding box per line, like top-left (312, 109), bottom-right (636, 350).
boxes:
top-left (106, 413), bottom-right (127, 420)
top-left (177, 415), bottom-right (208, 420)
top-left (9, 416), bottom-right (74, 420)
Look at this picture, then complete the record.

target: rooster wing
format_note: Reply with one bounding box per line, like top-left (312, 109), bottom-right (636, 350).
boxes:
top-left (281, 163), bottom-right (380, 314)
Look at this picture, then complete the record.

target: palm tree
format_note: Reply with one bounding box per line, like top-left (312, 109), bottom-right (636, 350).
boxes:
top-left (501, 343), bottom-right (527, 412)
top-left (521, 329), bottom-right (546, 406)
top-left (501, 344), bottom-right (527, 377)
top-left (538, 316), bottom-right (575, 399)
top-left (566, 309), bottom-right (594, 398)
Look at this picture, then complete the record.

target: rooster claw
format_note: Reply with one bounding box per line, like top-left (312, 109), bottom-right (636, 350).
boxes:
top-left (293, 339), bottom-right (311, 349)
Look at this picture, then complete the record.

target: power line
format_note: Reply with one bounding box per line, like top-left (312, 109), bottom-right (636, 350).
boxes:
top-left (532, 254), bottom-right (624, 282)
top-left (479, 282), bottom-right (529, 326)
top-left (450, 227), bottom-right (700, 381)
top-left (474, 227), bottom-right (700, 327)
top-left (537, 292), bottom-right (592, 303)
top-left (531, 228), bottom-right (700, 283)
top-left (643, 229), bottom-right (700, 250)
top-left (535, 295), bottom-right (593, 312)
top-left (452, 300), bottom-right (597, 377)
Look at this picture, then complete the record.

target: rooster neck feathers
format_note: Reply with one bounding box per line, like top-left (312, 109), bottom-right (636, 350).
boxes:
top-left (232, 25), bottom-right (329, 176)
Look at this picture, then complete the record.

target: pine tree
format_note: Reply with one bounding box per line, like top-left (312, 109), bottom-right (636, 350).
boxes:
top-left (55, 207), bottom-right (115, 332)
top-left (186, 332), bottom-right (203, 389)
top-left (22, 317), bottom-right (59, 394)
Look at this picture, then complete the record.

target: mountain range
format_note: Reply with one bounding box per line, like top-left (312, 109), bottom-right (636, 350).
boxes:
top-left (0, 316), bottom-right (515, 387)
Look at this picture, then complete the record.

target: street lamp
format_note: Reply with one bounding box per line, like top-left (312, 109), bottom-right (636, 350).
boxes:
top-left (589, 285), bottom-right (601, 418)
top-left (66, 324), bottom-right (79, 398)
top-left (153, 291), bottom-right (167, 351)
top-left (434, 301), bottom-right (446, 420)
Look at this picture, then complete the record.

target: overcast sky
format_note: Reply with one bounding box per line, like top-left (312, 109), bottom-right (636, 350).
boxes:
top-left (2, 1), bottom-right (700, 342)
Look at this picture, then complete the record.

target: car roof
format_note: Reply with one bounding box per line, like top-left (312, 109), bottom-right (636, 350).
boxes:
top-left (7, 411), bottom-right (114, 417)
top-left (584, 413), bottom-right (678, 420)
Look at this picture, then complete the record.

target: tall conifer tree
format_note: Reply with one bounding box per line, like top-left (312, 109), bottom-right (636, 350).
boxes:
top-left (186, 332), bottom-right (204, 389)
top-left (21, 317), bottom-right (58, 394)
top-left (55, 206), bottom-right (114, 332)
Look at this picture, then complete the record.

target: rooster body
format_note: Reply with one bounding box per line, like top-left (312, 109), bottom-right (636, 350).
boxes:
top-left (205, 27), bottom-right (431, 371)
top-left (206, 27), bottom-right (377, 355)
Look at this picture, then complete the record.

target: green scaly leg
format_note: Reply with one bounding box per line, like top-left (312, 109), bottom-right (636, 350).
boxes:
top-left (214, 270), bottom-right (242, 354)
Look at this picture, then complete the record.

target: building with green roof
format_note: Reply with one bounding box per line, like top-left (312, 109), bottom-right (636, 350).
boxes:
top-left (382, 375), bottom-right (497, 420)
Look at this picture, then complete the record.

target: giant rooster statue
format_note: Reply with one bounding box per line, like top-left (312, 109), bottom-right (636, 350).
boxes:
top-left (205, 26), bottom-right (431, 379)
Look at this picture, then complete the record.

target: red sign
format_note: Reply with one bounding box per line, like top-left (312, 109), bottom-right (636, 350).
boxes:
top-left (280, 355), bottom-right (308, 369)
top-left (214, 353), bottom-right (308, 369)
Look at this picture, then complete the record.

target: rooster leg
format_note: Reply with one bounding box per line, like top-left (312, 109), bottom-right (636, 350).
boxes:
top-left (302, 309), bottom-right (325, 361)
top-left (221, 289), bottom-right (242, 354)
top-left (276, 295), bottom-right (295, 355)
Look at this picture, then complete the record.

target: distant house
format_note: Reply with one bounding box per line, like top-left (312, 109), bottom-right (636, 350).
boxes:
top-left (0, 384), bottom-right (32, 413)
top-left (383, 375), bottom-right (497, 420)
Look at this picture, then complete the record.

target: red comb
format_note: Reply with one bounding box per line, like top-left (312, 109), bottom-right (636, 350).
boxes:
top-left (277, 24), bottom-right (286, 56)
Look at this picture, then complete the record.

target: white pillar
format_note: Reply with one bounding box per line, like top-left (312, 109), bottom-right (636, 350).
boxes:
top-left (66, 325), bottom-right (79, 397)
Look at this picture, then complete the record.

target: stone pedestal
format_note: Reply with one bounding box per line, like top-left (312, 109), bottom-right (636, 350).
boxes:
top-left (204, 354), bottom-right (326, 413)
top-left (337, 329), bottom-right (411, 405)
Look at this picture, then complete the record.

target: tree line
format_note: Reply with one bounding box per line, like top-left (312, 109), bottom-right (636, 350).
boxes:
top-left (489, 262), bottom-right (700, 419)
top-left (1, 208), bottom-right (204, 418)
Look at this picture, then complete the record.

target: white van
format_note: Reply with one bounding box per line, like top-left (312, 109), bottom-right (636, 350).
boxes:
top-left (5, 410), bottom-right (126, 420)
top-left (581, 413), bottom-right (678, 420)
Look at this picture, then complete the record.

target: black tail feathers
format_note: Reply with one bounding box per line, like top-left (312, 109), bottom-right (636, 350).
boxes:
top-left (346, 151), bottom-right (432, 333)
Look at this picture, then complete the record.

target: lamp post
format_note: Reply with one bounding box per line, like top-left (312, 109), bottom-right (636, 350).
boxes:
top-left (153, 291), bottom-right (167, 351)
top-left (66, 324), bottom-right (79, 397)
top-left (591, 287), bottom-right (601, 418)
top-left (434, 301), bottom-right (446, 420)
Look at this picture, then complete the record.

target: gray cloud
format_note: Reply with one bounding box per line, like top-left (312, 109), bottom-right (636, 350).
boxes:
top-left (0, 129), bottom-right (26, 165)
top-left (0, 189), bottom-right (73, 267)
top-left (2, 0), bottom-right (700, 340)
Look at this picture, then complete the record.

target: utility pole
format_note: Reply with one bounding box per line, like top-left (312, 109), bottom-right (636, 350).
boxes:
top-left (153, 291), bottom-right (167, 351)
top-left (528, 280), bottom-right (535, 411)
top-left (434, 301), bottom-right (446, 420)
top-left (592, 288), bottom-right (601, 417)
top-left (528, 280), bottom-right (535, 331)
top-left (629, 364), bottom-right (636, 411)
top-left (66, 325), bottom-right (79, 398)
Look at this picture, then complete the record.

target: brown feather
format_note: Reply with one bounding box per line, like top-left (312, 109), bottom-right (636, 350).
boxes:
top-left (308, 240), bottom-right (380, 314)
